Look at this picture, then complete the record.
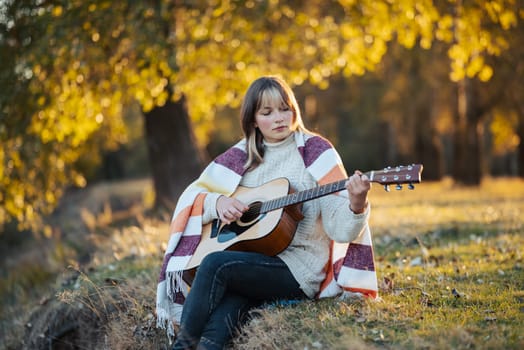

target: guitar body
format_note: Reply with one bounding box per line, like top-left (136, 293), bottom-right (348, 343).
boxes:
top-left (183, 178), bottom-right (304, 284)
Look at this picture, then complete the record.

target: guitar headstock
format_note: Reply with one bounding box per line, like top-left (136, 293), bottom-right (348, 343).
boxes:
top-left (366, 164), bottom-right (423, 191)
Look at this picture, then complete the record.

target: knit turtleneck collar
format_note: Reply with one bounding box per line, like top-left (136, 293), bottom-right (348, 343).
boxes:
top-left (263, 132), bottom-right (295, 148)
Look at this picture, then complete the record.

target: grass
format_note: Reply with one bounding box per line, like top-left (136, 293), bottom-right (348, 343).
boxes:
top-left (1, 177), bottom-right (523, 349)
top-left (233, 177), bottom-right (524, 349)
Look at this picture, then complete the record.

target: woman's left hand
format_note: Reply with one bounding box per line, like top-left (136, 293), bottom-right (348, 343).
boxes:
top-left (345, 170), bottom-right (371, 214)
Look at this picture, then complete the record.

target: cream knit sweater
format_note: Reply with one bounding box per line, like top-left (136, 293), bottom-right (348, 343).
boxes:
top-left (202, 134), bottom-right (370, 298)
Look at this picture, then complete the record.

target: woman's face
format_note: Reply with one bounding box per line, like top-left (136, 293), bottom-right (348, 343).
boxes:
top-left (254, 94), bottom-right (294, 143)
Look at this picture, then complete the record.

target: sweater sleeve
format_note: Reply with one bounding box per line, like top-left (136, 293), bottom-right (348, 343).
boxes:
top-left (319, 193), bottom-right (370, 243)
top-left (202, 192), bottom-right (222, 225)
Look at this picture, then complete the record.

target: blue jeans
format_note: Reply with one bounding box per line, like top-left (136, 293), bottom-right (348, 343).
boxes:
top-left (172, 251), bottom-right (307, 350)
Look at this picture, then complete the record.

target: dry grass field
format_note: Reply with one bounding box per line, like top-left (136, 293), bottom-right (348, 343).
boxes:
top-left (1, 177), bottom-right (523, 349)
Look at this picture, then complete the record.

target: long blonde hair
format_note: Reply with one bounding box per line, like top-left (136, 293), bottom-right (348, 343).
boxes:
top-left (240, 76), bottom-right (310, 170)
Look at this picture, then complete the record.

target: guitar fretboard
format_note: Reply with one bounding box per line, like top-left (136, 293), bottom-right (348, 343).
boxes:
top-left (260, 178), bottom-right (348, 213)
top-left (259, 164), bottom-right (422, 213)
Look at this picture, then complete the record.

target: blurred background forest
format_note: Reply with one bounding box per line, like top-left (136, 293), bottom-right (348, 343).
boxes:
top-left (0, 0), bottom-right (523, 236)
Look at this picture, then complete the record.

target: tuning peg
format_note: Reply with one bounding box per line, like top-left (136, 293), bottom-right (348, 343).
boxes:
top-left (396, 184), bottom-right (402, 190)
top-left (384, 185), bottom-right (390, 192)
top-left (408, 183), bottom-right (415, 190)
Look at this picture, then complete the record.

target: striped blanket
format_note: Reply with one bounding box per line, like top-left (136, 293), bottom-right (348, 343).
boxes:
top-left (156, 131), bottom-right (378, 336)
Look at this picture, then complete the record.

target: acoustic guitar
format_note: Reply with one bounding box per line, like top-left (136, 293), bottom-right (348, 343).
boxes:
top-left (183, 164), bottom-right (423, 284)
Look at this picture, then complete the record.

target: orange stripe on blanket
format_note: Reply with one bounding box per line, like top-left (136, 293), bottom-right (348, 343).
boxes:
top-left (318, 166), bottom-right (346, 186)
top-left (343, 286), bottom-right (378, 299)
top-left (169, 193), bottom-right (207, 233)
top-left (319, 241), bottom-right (335, 292)
top-left (190, 193), bottom-right (206, 216)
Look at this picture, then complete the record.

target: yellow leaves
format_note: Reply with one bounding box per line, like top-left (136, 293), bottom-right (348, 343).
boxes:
top-left (340, 23), bottom-right (360, 40)
top-left (32, 64), bottom-right (48, 82)
top-left (309, 67), bottom-right (324, 86)
top-left (484, 0), bottom-right (518, 30)
top-left (91, 32), bottom-right (100, 43)
top-left (444, 0), bottom-right (517, 83)
top-left (151, 78), bottom-right (168, 98)
top-left (466, 56), bottom-right (486, 78)
top-left (143, 8), bottom-right (155, 19)
top-left (478, 65), bottom-right (493, 82)
top-left (1, 134), bottom-right (76, 231)
top-left (28, 66), bottom-right (128, 150)
top-left (193, 25), bottom-right (209, 41)
top-left (498, 10), bottom-right (517, 30)
top-left (368, 38), bottom-right (387, 64)
top-left (490, 111), bottom-right (520, 155)
top-left (37, 96), bottom-right (46, 106)
top-left (448, 45), bottom-right (468, 66)
top-left (73, 173), bottom-right (87, 188)
top-left (338, 0), bottom-right (357, 7)
top-left (448, 46), bottom-right (494, 82)
top-left (126, 67), bottom-right (171, 113)
top-left (324, 0), bottom-right (518, 82)
top-left (420, 38), bottom-right (432, 49)
top-left (280, 5), bottom-right (296, 20)
top-left (455, 56), bottom-right (495, 82)
top-left (397, 28), bottom-right (417, 49)
top-left (142, 99), bottom-right (154, 113)
top-left (52, 6), bottom-right (63, 17)
top-left (44, 190), bottom-right (56, 205)
top-left (0, 148), bottom-right (4, 181)
top-left (212, 0), bottom-right (235, 17)
top-left (436, 15), bottom-right (454, 42)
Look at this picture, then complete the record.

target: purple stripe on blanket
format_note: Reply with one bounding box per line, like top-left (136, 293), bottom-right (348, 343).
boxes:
top-left (158, 255), bottom-right (170, 282)
top-left (298, 136), bottom-right (332, 167)
top-left (214, 147), bottom-right (247, 175)
top-left (173, 235), bottom-right (202, 256)
top-left (158, 235), bottom-right (201, 282)
top-left (342, 243), bottom-right (375, 271)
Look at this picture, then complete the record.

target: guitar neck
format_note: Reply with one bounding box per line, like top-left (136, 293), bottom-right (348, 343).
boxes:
top-left (261, 178), bottom-right (348, 213)
top-left (260, 164), bottom-right (423, 213)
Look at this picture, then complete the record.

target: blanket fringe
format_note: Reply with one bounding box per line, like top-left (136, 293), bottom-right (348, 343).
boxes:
top-left (167, 270), bottom-right (185, 300)
top-left (157, 271), bottom-right (185, 342)
top-left (156, 303), bottom-right (178, 342)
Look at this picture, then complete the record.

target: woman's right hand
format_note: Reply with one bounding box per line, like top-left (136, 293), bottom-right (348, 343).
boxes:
top-left (216, 196), bottom-right (249, 224)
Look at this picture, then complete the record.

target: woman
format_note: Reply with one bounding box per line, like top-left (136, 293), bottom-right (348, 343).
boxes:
top-left (157, 76), bottom-right (377, 349)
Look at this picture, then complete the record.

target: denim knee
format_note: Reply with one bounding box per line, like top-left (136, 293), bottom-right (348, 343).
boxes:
top-left (199, 251), bottom-right (231, 276)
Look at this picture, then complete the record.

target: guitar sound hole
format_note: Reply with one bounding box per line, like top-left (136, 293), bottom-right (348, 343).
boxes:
top-left (240, 202), bottom-right (262, 223)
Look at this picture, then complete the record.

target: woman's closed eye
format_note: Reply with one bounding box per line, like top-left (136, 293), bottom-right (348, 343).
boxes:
top-left (261, 104), bottom-right (289, 113)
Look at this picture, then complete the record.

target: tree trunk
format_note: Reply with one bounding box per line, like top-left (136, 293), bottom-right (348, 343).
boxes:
top-left (412, 87), bottom-right (444, 181)
top-left (144, 96), bottom-right (207, 210)
top-left (414, 126), bottom-right (444, 181)
top-left (452, 79), bottom-right (484, 185)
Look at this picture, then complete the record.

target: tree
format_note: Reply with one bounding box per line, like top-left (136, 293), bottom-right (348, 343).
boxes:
top-left (445, 0), bottom-right (521, 184)
top-left (1, 0), bottom-right (521, 233)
